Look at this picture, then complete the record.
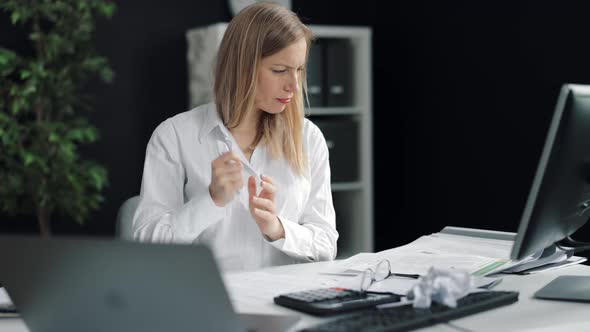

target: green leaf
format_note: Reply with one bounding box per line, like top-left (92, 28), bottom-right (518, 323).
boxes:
top-left (88, 165), bottom-right (107, 190)
top-left (83, 56), bottom-right (106, 70)
top-left (10, 11), bottom-right (20, 24)
top-left (0, 48), bottom-right (17, 65)
top-left (20, 69), bottom-right (31, 79)
top-left (99, 67), bottom-right (114, 82)
top-left (22, 83), bottom-right (36, 96)
top-left (97, 2), bottom-right (116, 18)
top-left (60, 142), bottom-right (75, 162)
top-left (49, 132), bottom-right (59, 142)
top-left (78, 0), bottom-right (89, 10)
top-left (82, 127), bottom-right (98, 142)
top-left (67, 128), bottom-right (83, 141)
top-left (10, 99), bottom-right (21, 115)
top-left (9, 86), bottom-right (19, 96)
top-left (0, 48), bottom-right (19, 76)
top-left (29, 32), bottom-right (41, 41)
top-left (23, 152), bottom-right (35, 166)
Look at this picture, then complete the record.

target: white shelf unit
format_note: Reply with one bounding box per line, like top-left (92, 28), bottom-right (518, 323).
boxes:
top-left (186, 24), bottom-right (373, 259)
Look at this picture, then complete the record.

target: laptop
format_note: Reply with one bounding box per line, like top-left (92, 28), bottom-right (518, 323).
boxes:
top-left (0, 236), bottom-right (299, 332)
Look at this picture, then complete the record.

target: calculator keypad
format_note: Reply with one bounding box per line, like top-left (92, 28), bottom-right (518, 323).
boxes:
top-left (275, 287), bottom-right (401, 315)
top-left (283, 288), bottom-right (361, 303)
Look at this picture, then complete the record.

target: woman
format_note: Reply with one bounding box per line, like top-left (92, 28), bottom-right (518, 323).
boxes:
top-left (133, 2), bottom-right (338, 271)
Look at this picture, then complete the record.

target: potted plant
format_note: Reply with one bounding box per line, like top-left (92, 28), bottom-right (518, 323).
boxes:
top-left (0, 1), bottom-right (116, 236)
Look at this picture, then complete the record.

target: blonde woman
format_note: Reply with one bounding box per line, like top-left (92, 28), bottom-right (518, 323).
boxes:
top-left (133, 3), bottom-right (338, 271)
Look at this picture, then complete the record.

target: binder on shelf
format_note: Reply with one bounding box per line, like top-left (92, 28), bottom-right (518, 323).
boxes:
top-left (324, 38), bottom-right (353, 107)
top-left (310, 117), bottom-right (359, 183)
top-left (306, 40), bottom-right (324, 107)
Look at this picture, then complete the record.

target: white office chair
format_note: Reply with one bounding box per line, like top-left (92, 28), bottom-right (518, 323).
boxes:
top-left (116, 195), bottom-right (140, 241)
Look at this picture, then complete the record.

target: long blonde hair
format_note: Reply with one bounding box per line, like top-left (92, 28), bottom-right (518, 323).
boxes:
top-left (214, 2), bottom-right (312, 175)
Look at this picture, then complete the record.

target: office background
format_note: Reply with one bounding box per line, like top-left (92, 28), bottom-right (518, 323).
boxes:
top-left (2, 1), bottom-right (590, 256)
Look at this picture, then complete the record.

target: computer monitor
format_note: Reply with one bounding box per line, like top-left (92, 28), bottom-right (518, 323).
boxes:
top-left (511, 84), bottom-right (590, 301)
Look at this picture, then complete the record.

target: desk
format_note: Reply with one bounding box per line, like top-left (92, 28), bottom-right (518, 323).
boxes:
top-left (226, 262), bottom-right (590, 331)
top-left (2, 262), bottom-right (590, 331)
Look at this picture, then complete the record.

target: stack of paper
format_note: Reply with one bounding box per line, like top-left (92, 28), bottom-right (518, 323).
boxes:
top-left (329, 226), bottom-right (586, 279)
top-left (428, 226), bottom-right (586, 275)
top-left (0, 287), bottom-right (17, 317)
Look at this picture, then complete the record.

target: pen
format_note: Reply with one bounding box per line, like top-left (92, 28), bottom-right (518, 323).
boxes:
top-left (0, 306), bottom-right (17, 313)
top-left (0, 305), bottom-right (18, 317)
top-left (221, 136), bottom-right (261, 193)
top-left (391, 273), bottom-right (421, 279)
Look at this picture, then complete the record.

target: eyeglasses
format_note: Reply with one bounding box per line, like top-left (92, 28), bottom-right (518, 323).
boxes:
top-left (359, 259), bottom-right (393, 293)
top-left (359, 259), bottom-right (420, 293)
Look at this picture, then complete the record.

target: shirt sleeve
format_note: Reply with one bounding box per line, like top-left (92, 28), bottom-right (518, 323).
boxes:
top-left (132, 120), bottom-right (225, 244)
top-left (267, 125), bottom-right (339, 261)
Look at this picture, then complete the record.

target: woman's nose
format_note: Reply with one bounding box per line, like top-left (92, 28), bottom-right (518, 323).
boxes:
top-left (284, 72), bottom-right (300, 93)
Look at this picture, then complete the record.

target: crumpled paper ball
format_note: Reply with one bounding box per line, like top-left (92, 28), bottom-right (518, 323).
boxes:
top-left (407, 267), bottom-right (474, 308)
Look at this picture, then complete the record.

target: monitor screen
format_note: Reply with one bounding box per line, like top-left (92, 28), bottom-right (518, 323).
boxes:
top-left (511, 84), bottom-right (590, 261)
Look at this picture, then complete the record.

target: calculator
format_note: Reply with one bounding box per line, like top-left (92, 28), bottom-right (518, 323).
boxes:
top-left (273, 287), bottom-right (401, 316)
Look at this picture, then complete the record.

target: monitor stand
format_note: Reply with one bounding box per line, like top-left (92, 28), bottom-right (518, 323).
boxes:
top-left (535, 276), bottom-right (590, 302)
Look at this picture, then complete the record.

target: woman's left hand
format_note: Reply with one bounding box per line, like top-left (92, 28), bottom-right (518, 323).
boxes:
top-left (248, 174), bottom-right (285, 241)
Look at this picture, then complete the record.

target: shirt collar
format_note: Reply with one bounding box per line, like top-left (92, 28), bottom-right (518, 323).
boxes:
top-left (198, 102), bottom-right (225, 143)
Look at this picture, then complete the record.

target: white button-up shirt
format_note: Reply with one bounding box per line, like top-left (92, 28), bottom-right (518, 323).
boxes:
top-left (133, 103), bottom-right (338, 271)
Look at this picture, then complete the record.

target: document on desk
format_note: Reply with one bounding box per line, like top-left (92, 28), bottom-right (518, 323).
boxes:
top-left (434, 227), bottom-right (590, 274)
top-left (409, 233), bottom-right (514, 259)
top-left (511, 256), bottom-right (587, 274)
top-left (331, 251), bottom-right (509, 277)
top-left (351, 227), bottom-right (586, 278)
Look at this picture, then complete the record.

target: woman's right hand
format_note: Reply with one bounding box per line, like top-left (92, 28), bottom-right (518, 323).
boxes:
top-left (209, 151), bottom-right (244, 207)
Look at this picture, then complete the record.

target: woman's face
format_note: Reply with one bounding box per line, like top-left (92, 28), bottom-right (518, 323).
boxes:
top-left (255, 38), bottom-right (307, 114)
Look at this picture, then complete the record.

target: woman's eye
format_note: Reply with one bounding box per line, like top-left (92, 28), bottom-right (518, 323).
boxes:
top-left (272, 69), bottom-right (287, 73)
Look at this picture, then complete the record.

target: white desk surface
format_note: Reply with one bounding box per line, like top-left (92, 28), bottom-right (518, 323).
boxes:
top-left (2, 260), bottom-right (590, 331)
top-left (227, 260), bottom-right (590, 332)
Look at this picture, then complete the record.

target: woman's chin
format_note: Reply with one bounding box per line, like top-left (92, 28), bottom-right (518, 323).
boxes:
top-left (263, 104), bottom-right (287, 114)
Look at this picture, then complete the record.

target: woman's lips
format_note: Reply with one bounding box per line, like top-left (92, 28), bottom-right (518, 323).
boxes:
top-left (277, 98), bottom-right (291, 104)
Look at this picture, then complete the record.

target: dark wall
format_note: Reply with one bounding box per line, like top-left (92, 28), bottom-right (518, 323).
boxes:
top-left (2, 1), bottom-right (590, 255)
top-left (375, 1), bottom-right (590, 251)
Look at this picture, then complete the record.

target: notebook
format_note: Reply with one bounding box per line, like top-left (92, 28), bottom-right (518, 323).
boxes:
top-left (0, 236), bottom-right (299, 332)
